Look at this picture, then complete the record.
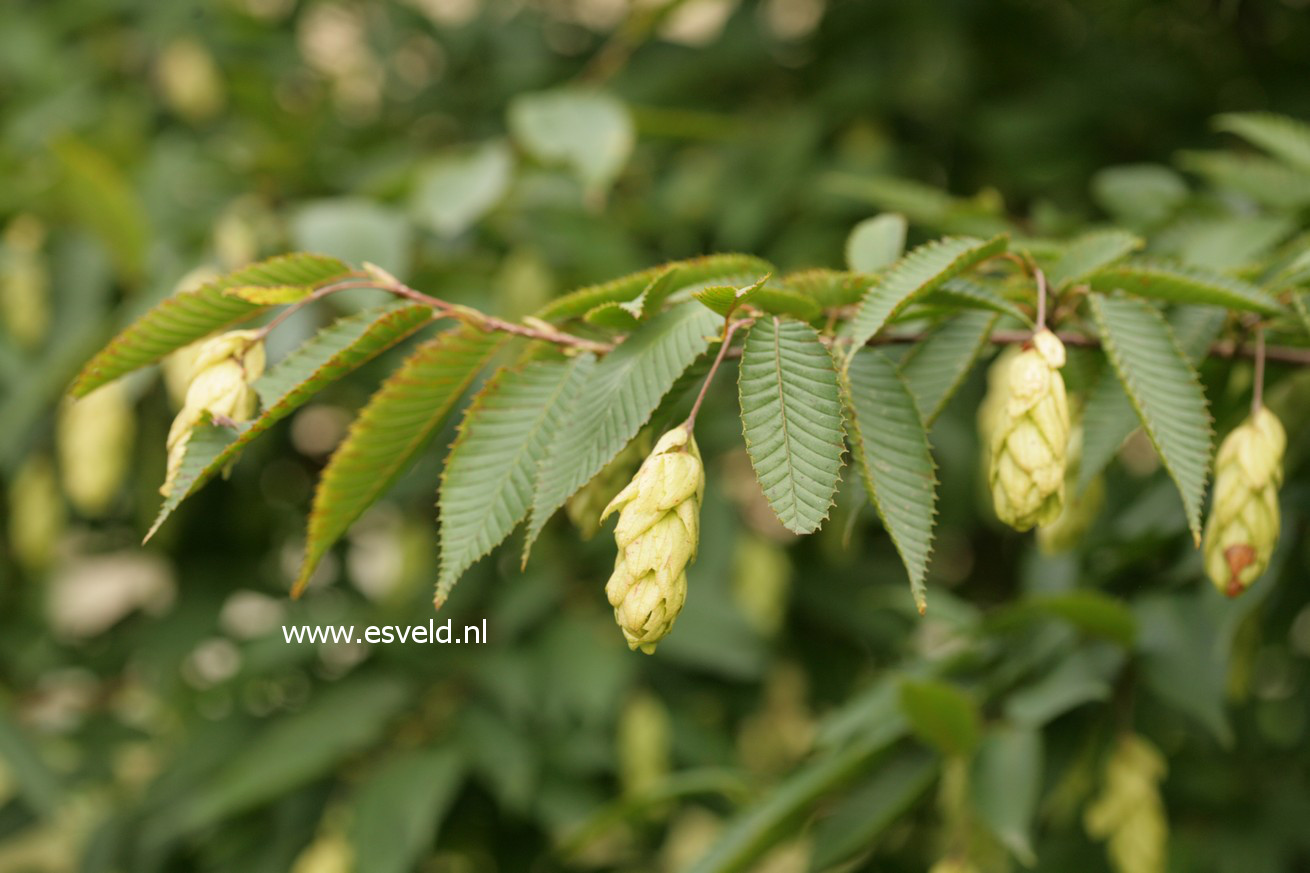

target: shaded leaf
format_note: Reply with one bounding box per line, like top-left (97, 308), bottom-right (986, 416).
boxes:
top-left (1005, 645), bottom-right (1124, 727)
top-left (694, 277), bottom-right (819, 321)
top-left (781, 269), bottom-right (873, 308)
top-left (296, 326), bottom-right (505, 592)
top-left (1048, 230), bottom-right (1143, 287)
top-left (71, 253), bottom-right (351, 397)
top-left (898, 679), bottom-right (981, 757)
top-left (1215, 111), bottom-right (1310, 173)
top-left (1090, 294), bottom-right (1213, 544)
top-left (900, 310), bottom-right (998, 425)
top-left (1088, 261), bottom-right (1284, 315)
top-left (809, 748), bottom-right (937, 870)
top-left (971, 726), bottom-right (1042, 866)
top-left (349, 749), bottom-right (464, 873)
top-left (507, 88), bottom-right (634, 191)
top-left (844, 350), bottom-right (937, 611)
top-left (917, 277), bottom-right (1029, 324)
top-left (437, 356), bottom-right (593, 604)
top-left (1178, 150), bottom-right (1310, 209)
top-left (738, 317), bottom-right (845, 534)
top-left (1091, 164), bottom-right (1187, 225)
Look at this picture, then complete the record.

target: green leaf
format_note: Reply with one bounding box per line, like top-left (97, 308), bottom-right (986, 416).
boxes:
top-left (582, 301), bottom-right (639, 330)
top-left (437, 356), bottom-right (593, 604)
top-left (898, 679), bottom-right (981, 757)
top-left (1215, 111), bottom-right (1310, 173)
top-left (1090, 164), bottom-right (1187, 225)
top-left (844, 350), bottom-right (937, 612)
top-left (809, 748), bottom-right (937, 871)
top-left (411, 140), bottom-right (514, 237)
top-left (167, 677), bottom-right (410, 836)
top-left (1087, 261), bottom-right (1284, 315)
top-left (900, 311), bottom-right (998, 426)
top-left (1178, 150), bottom-right (1310, 209)
top-left (845, 213), bottom-right (907, 272)
top-left (296, 326), bottom-right (504, 592)
top-left (1089, 294), bottom-right (1213, 544)
top-left (1047, 230), bottom-right (1143, 287)
top-left (0, 699), bottom-right (64, 816)
top-left (507, 88), bottom-right (634, 191)
top-left (845, 235), bottom-right (1008, 351)
top-left (738, 317), bottom-right (845, 535)
top-left (349, 749), bottom-right (464, 873)
top-left (1004, 645), bottom-right (1124, 727)
top-left (222, 285), bottom-right (313, 305)
top-left (1292, 292), bottom-right (1310, 338)
top-left (291, 199), bottom-right (413, 279)
top-left (694, 277), bottom-right (819, 321)
top-left (537, 254), bottom-right (773, 321)
top-left (971, 726), bottom-right (1042, 866)
top-left (51, 136), bottom-right (150, 282)
top-left (918, 277), bottom-right (1030, 324)
top-left (781, 269), bottom-right (874, 308)
top-left (145, 304), bottom-right (434, 542)
top-left (524, 303), bottom-right (720, 559)
top-left (994, 591), bottom-right (1139, 647)
top-left (70, 253), bottom-right (351, 397)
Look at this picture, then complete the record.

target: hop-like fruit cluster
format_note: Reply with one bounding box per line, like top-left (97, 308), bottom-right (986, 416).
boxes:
top-left (986, 329), bottom-right (1071, 530)
top-left (1085, 734), bottom-right (1168, 873)
top-left (163, 330), bottom-right (265, 496)
top-left (601, 426), bottom-right (704, 653)
top-left (1203, 407), bottom-right (1285, 597)
top-left (57, 381), bottom-right (136, 517)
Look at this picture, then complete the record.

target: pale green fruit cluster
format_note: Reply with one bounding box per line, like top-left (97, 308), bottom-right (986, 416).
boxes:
top-left (163, 330), bottom-right (265, 497)
top-left (986, 329), bottom-right (1071, 530)
top-left (1203, 407), bottom-right (1285, 597)
top-left (601, 426), bottom-right (704, 653)
top-left (1085, 735), bottom-right (1168, 873)
top-left (57, 382), bottom-right (136, 517)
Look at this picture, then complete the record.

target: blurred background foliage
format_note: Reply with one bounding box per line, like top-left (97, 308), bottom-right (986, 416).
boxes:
top-left (3, 0), bottom-right (1310, 871)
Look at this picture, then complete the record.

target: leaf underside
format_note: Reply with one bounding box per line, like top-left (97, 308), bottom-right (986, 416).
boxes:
top-left (145, 304), bottom-right (434, 541)
top-left (738, 317), bottom-right (845, 535)
top-left (437, 355), bottom-right (593, 604)
top-left (71, 253), bottom-right (351, 397)
top-left (844, 350), bottom-right (937, 612)
top-left (1089, 294), bottom-right (1212, 544)
top-left (524, 302), bottom-right (721, 560)
top-left (899, 310), bottom-right (999, 426)
top-left (846, 234), bottom-right (1008, 350)
top-left (1087, 261), bottom-right (1284, 315)
top-left (295, 326), bottom-right (505, 593)
top-left (1047, 230), bottom-right (1143, 287)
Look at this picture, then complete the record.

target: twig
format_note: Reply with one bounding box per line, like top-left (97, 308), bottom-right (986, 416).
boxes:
top-left (1253, 326), bottom-right (1266, 413)
top-left (1034, 267), bottom-right (1048, 330)
top-left (684, 318), bottom-right (750, 431)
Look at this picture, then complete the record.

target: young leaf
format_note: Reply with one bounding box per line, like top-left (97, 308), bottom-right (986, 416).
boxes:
top-left (536, 254), bottom-right (774, 320)
top-left (1087, 261), bottom-right (1284, 316)
top-left (1090, 294), bottom-right (1213, 544)
top-left (845, 213), bottom-right (907, 272)
top-left (845, 235), bottom-right (1008, 351)
top-left (738, 317), bottom-right (845, 535)
top-left (295, 326), bottom-right (505, 593)
top-left (693, 277), bottom-right (820, 321)
top-left (144, 304), bottom-right (434, 541)
top-left (1047, 229), bottom-right (1143, 287)
top-left (899, 310), bottom-right (999, 425)
top-left (844, 350), bottom-right (937, 612)
top-left (781, 269), bottom-right (874, 308)
top-left (70, 253), bottom-right (351, 397)
top-left (437, 356), bottom-right (593, 604)
top-left (524, 302), bottom-right (720, 559)
top-left (1214, 112), bottom-right (1310, 173)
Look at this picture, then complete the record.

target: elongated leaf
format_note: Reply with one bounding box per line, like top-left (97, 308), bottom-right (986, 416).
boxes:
top-left (781, 269), bottom-right (873, 308)
top-left (349, 749), bottom-right (464, 873)
top-left (71, 253), bottom-right (352, 397)
top-left (537, 254), bottom-right (773, 320)
top-left (845, 213), bottom-right (907, 272)
top-left (1090, 294), bottom-right (1212, 543)
top-left (846, 235), bottom-right (1008, 350)
top-left (844, 350), bottom-right (936, 611)
top-left (899, 311), bottom-right (998, 425)
top-left (738, 318), bottom-right (845, 535)
top-left (145, 304), bottom-right (434, 541)
top-left (437, 356), bottom-right (593, 604)
top-left (919, 277), bottom-right (1029, 324)
top-left (898, 679), bottom-right (980, 757)
top-left (296, 327), bottom-right (504, 592)
top-left (809, 748), bottom-right (937, 870)
top-left (1087, 261), bottom-right (1283, 315)
top-left (223, 285), bottom-right (312, 305)
top-left (971, 726), bottom-right (1042, 865)
top-left (524, 303), bottom-right (720, 558)
top-left (1215, 112), bottom-right (1310, 173)
top-left (694, 277), bottom-right (819, 321)
top-left (1178, 150), bottom-right (1310, 209)
top-left (1048, 230), bottom-right (1143, 287)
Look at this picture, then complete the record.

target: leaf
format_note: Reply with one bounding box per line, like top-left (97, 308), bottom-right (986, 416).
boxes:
top-left (997, 591), bottom-right (1139, 647)
top-left (1047, 230), bottom-right (1143, 287)
top-left (291, 199), bottom-right (413, 279)
top-left (524, 303), bottom-right (720, 559)
top-left (296, 326), bottom-right (504, 592)
top-left (809, 749), bottom-right (937, 870)
top-left (844, 350), bottom-right (937, 612)
top-left (971, 726), bottom-right (1042, 866)
top-left (1178, 150), bottom-right (1310, 209)
top-left (537, 254), bottom-right (774, 321)
top-left (1089, 294), bottom-right (1213, 544)
top-left (899, 311), bottom-right (999, 425)
top-left (694, 277), bottom-right (819, 321)
top-left (738, 317), bottom-right (845, 535)
top-left (507, 88), bottom-right (634, 191)
top-left (1215, 111), bottom-right (1310, 173)
top-left (845, 235), bottom-right (1008, 351)
top-left (168, 677), bottom-right (410, 836)
top-left (1090, 164), bottom-right (1187, 225)
top-left (411, 140), bottom-right (514, 237)
top-left (781, 269), bottom-right (874, 308)
top-left (51, 136), bottom-right (149, 282)
top-left (0, 699), bottom-right (64, 816)
top-left (70, 253), bottom-right (351, 397)
top-left (437, 356), bottom-right (592, 604)
top-left (145, 304), bottom-right (434, 541)
top-left (1087, 261), bottom-right (1284, 316)
top-left (222, 285), bottom-right (313, 305)
top-left (1004, 645), bottom-right (1124, 727)
top-left (919, 277), bottom-right (1030, 324)
top-left (349, 749), bottom-right (464, 873)
top-left (582, 301), bottom-right (639, 330)
top-left (845, 213), bottom-right (907, 272)
top-left (898, 679), bottom-right (981, 757)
